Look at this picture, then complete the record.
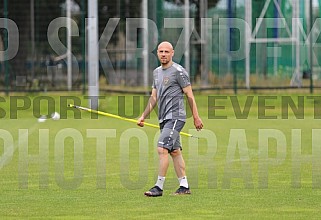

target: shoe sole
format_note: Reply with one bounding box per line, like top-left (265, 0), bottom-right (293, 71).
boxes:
top-left (173, 191), bottom-right (191, 195)
top-left (144, 192), bottom-right (163, 197)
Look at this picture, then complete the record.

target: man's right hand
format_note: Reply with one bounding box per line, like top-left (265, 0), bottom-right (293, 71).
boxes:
top-left (137, 116), bottom-right (145, 127)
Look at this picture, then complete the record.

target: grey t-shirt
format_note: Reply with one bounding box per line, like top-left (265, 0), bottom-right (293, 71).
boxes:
top-left (152, 62), bottom-right (191, 123)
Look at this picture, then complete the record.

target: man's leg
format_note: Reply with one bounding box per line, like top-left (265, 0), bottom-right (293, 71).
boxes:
top-left (171, 149), bottom-right (186, 178)
top-left (144, 147), bottom-right (169, 197)
top-left (155, 147), bottom-right (169, 190)
top-left (158, 147), bottom-right (170, 177)
top-left (171, 149), bottom-right (191, 195)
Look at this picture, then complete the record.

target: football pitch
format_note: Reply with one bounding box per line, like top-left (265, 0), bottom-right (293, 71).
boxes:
top-left (1, 93), bottom-right (321, 219)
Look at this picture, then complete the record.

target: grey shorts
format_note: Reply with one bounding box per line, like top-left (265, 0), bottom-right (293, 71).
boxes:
top-left (158, 119), bottom-right (185, 152)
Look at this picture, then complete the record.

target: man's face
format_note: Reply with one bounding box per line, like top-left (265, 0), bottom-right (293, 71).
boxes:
top-left (157, 43), bottom-right (174, 65)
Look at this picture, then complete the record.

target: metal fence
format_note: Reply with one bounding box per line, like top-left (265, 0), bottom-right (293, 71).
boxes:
top-left (0, 0), bottom-right (321, 93)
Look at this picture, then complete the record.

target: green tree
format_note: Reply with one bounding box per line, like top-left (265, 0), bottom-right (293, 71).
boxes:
top-left (0, 0), bottom-right (65, 87)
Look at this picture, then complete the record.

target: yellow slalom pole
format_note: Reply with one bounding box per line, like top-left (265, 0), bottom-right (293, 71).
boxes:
top-left (68, 104), bottom-right (198, 139)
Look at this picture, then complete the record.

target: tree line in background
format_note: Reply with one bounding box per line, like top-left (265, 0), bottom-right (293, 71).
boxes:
top-left (0, 0), bottom-right (220, 88)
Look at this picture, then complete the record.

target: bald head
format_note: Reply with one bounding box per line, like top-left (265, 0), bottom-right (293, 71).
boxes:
top-left (158, 41), bottom-right (173, 50)
top-left (157, 41), bottom-right (174, 68)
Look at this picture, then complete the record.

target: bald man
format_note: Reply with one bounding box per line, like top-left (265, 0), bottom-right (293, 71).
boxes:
top-left (137, 41), bottom-right (203, 197)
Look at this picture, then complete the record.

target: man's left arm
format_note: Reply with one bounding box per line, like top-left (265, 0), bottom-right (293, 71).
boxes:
top-left (183, 85), bottom-right (203, 131)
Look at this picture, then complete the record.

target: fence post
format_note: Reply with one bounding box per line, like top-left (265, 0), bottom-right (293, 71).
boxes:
top-left (309, 0), bottom-right (314, 94)
top-left (4, 0), bottom-right (9, 95)
top-left (81, 0), bottom-right (86, 94)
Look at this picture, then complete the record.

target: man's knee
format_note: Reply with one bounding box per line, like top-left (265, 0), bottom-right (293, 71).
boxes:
top-left (158, 146), bottom-right (169, 156)
top-left (170, 149), bottom-right (181, 157)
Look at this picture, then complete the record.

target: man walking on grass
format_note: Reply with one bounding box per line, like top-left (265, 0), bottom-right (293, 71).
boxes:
top-left (137, 41), bottom-right (203, 197)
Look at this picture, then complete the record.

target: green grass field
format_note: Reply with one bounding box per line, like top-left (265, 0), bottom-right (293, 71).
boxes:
top-left (1, 93), bottom-right (321, 219)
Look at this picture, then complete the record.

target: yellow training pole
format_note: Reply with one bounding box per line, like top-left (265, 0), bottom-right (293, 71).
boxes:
top-left (68, 104), bottom-right (198, 138)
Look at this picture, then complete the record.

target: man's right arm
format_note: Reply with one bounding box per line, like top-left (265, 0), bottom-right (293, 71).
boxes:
top-left (137, 88), bottom-right (157, 127)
